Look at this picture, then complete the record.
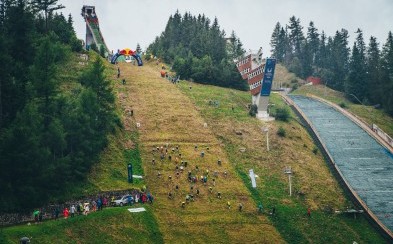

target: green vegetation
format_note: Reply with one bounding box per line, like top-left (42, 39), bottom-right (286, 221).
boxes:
top-left (277, 127), bottom-right (286, 137)
top-left (270, 17), bottom-right (393, 115)
top-left (0, 2), bottom-right (391, 243)
top-left (0, 206), bottom-right (163, 244)
top-left (148, 11), bottom-right (247, 90)
top-left (177, 78), bottom-right (386, 243)
top-left (248, 104), bottom-right (258, 117)
top-left (273, 106), bottom-right (291, 122)
top-left (0, 1), bottom-right (119, 211)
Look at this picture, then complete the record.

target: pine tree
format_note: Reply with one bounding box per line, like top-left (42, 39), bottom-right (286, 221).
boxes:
top-left (30, 36), bottom-right (65, 128)
top-left (329, 29), bottom-right (350, 91)
top-left (380, 31), bottom-right (393, 115)
top-left (307, 21), bottom-right (319, 65)
top-left (300, 40), bottom-right (313, 78)
top-left (287, 16), bottom-right (305, 57)
top-left (79, 57), bottom-right (117, 134)
top-left (279, 27), bottom-right (289, 63)
top-left (31, 0), bottom-right (64, 32)
top-left (270, 22), bottom-right (281, 57)
top-left (366, 36), bottom-right (381, 104)
top-left (226, 31), bottom-right (245, 60)
top-left (148, 11), bottom-right (246, 89)
top-left (3, 0), bottom-right (35, 124)
top-left (316, 31), bottom-right (327, 69)
top-left (345, 29), bottom-right (367, 102)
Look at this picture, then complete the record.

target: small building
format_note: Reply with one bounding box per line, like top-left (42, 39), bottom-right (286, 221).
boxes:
top-left (306, 76), bottom-right (322, 85)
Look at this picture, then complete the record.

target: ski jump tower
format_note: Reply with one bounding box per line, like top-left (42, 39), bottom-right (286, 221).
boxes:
top-left (81, 5), bottom-right (110, 57)
top-left (235, 49), bottom-right (276, 121)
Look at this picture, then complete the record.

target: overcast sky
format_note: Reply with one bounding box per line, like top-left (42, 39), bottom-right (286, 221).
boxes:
top-left (58, 0), bottom-right (393, 56)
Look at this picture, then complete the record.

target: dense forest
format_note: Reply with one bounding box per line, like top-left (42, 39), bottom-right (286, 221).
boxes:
top-left (148, 11), bottom-right (247, 90)
top-left (270, 16), bottom-right (393, 115)
top-left (0, 0), bottom-right (119, 212)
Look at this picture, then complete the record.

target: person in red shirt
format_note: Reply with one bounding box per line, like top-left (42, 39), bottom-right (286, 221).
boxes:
top-left (63, 207), bottom-right (69, 219)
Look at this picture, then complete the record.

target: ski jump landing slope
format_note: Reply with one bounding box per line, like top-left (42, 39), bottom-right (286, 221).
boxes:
top-left (290, 95), bottom-right (393, 238)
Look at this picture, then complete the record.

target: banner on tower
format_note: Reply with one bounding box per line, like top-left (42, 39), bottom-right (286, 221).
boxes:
top-left (260, 58), bottom-right (276, 96)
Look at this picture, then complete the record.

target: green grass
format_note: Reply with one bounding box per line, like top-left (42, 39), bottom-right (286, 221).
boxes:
top-left (0, 206), bottom-right (163, 244)
top-left (293, 85), bottom-right (393, 137)
top-left (5, 61), bottom-right (389, 243)
top-left (178, 80), bottom-right (387, 243)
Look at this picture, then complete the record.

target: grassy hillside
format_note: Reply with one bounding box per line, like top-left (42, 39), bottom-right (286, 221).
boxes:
top-left (120, 61), bottom-right (283, 243)
top-left (274, 63), bottom-right (305, 89)
top-left (293, 84), bottom-right (393, 137)
top-left (175, 72), bottom-right (385, 243)
top-left (1, 58), bottom-right (387, 243)
top-left (0, 206), bottom-right (163, 244)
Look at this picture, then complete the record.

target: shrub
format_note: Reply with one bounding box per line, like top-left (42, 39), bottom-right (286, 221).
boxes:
top-left (249, 104), bottom-right (258, 117)
top-left (339, 102), bottom-right (347, 108)
top-left (277, 127), bottom-right (286, 137)
top-left (312, 147), bottom-right (318, 155)
top-left (275, 107), bottom-right (290, 122)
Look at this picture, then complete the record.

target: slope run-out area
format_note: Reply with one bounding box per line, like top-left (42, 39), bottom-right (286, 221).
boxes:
top-left (122, 62), bottom-right (284, 243)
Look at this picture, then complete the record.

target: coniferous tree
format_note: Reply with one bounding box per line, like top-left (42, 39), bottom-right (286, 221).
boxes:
top-left (31, 0), bottom-right (64, 32)
top-left (270, 22), bottom-right (281, 58)
top-left (300, 40), bottom-right (313, 78)
top-left (30, 35), bottom-right (66, 128)
top-left (346, 29), bottom-right (367, 102)
top-left (227, 31), bottom-right (245, 60)
top-left (148, 11), bottom-right (247, 90)
top-left (287, 16), bottom-right (305, 58)
top-left (329, 29), bottom-right (350, 91)
top-left (380, 31), bottom-right (393, 114)
top-left (0, 1), bottom-right (118, 211)
top-left (366, 36), bottom-right (381, 104)
top-left (279, 27), bottom-right (290, 63)
top-left (79, 57), bottom-right (118, 135)
top-left (3, 0), bottom-right (35, 124)
top-left (316, 31), bottom-right (327, 69)
top-left (270, 22), bottom-right (289, 62)
top-left (307, 21), bottom-right (319, 65)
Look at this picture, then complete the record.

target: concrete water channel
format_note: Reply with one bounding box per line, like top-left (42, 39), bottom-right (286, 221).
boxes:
top-left (289, 95), bottom-right (393, 236)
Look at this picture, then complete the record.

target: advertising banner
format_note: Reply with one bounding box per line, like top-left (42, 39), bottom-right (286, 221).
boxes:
top-left (260, 58), bottom-right (276, 96)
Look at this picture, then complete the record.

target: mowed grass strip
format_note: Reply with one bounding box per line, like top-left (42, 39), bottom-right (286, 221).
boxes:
top-left (177, 78), bottom-right (386, 243)
top-left (121, 61), bottom-right (284, 243)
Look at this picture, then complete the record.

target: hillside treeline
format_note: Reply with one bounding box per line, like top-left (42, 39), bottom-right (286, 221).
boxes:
top-left (0, 0), bottom-right (118, 212)
top-left (270, 16), bottom-right (393, 115)
top-left (148, 11), bottom-right (247, 90)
